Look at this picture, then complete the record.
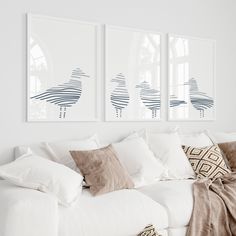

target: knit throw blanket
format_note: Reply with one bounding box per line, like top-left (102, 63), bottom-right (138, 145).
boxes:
top-left (187, 172), bottom-right (236, 236)
top-left (137, 224), bottom-right (162, 236)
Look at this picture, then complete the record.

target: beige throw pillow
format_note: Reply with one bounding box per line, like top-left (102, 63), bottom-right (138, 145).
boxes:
top-left (70, 145), bottom-right (134, 196)
top-left (218, 141), bottom-right (236, 172)
top-left (182, 145), bottom-right (231, 179)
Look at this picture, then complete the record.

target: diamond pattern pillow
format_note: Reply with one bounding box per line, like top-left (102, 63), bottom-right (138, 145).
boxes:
top-left (137, 224), bottom-right (162, 236)
top-left (182, 145), bottom-right (231, 179)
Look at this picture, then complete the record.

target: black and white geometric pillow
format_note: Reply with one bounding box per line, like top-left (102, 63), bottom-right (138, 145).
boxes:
top-left (137, 224), bottom-right (162, 236)
top-left (182, 145), bottom-right (231, 179)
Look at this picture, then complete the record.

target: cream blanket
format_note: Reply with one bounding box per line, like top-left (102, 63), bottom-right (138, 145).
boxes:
top-left (187, 173), bottom-right (236, 236)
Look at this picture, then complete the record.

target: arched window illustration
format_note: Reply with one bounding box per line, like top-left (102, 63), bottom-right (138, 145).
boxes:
top-left (132, 33), bottom-right (161, 119)
top-left (29, 36), bottom-right (50, 119)
top-left (169, 36), bottom-right (190, 119)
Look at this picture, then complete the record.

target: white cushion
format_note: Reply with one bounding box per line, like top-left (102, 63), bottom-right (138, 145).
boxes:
top-left (138, 180), bottom-right (195, 228)
top-left (112, 137), bottom-right (167, 187)
top-left (209, 132), bottom-right (236, 143)
top-left (58, 189), bottom-right (168, 236)
top-left (179, 131), bottom-right (213, 147)
top-left (123, 129), bottom-right (148, 141)
top-left (0, 181), bottom-right (58, 236)
top-left (14, 143), bottom-right (55, 160)
top-left (168, 227), bottom-right (188, 236)
top-left (45, 134), bottom-right (100, 170)
top-left (147, 132), bottom-right (195, 179)
top-left (0, 154), bottom-right (83, 206)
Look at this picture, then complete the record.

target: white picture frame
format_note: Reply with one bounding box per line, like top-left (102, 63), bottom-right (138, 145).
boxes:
top-left (27, 14), bottom-right (101, 122)
top-left (168, 34), bottom-right (216, 121)
top-left (105, 25), bottom-right (162, 121)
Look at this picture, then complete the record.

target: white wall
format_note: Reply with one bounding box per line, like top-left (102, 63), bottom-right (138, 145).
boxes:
top-left (1, 0), bottom-right (236, 164)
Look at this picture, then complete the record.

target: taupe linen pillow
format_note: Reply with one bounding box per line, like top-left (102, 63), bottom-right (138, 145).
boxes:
top-left (218, 141), bottom-right (236, 172)
top-left (70, 145), bottom-right (134, 196)
top-left (182, 145), bottom-right (231, 179)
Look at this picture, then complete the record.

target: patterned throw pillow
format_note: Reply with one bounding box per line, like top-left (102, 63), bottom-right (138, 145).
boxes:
top-left (182, 145), bottom-right (231, 179)
top-left (137, 224), bottom-right (161, 236)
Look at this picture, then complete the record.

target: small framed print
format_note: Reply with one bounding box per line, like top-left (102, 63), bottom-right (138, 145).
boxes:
top-left (168, 34), bottom-right (216, 121)
top-left (105, 25), bottom-right (162, 121)
top-left (27, 14), bottom-right (100, 121)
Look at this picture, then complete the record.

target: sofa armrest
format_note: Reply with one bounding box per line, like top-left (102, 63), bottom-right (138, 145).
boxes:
top-left (0, 180), bottom-right (58, 236)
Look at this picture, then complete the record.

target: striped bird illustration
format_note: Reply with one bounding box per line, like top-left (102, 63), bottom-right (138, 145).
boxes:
top-left (31, 67), bottom-right (89, 119)
top-left (184, 78), bottom-right (214, 118)
top-left (110, 73), bottom-right (130, 118)
top-left (136, 81), bottom-right (160, 118)
top-left (169, 95), bottom-right (187, 107)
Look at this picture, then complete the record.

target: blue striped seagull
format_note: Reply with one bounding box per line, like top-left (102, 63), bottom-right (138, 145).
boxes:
top-left (110, 73), bottom-right (130, 118)
top-left (184, 78), bottom-right (214, 118)
top-left (136, 81), bottom-right (160, 118)
top-left (31, 67), bottom-right (89, 119)
top-left (169, 95), bottom-right (187, 107)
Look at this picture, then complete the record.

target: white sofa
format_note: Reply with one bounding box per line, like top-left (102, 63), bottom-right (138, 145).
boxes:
top-left (0, 178), bottom-right (194, 236)
top-left (0, 130), bottom-right (233, 236)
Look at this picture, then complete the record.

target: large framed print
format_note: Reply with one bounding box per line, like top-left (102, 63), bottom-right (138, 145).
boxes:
top-left (168, 34), bottom-right (216, 121)
top-left (105, 25), bottom-right (162, 121)
top-left (27, 14), bottom-right (100, 121)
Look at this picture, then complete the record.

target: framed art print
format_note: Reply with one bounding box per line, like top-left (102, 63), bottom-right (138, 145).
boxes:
top-left (27, 14), bottom-right (100, 121)
top-left (168, 34), bottom-right (216, 121)
top-left (105, 25), bottom-right (162, 121)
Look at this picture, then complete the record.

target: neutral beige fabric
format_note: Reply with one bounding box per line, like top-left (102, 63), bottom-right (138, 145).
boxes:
top-left (182, 145), bottom-right (230, 179)
top-left (187, 173), bottom-right (236, 236)
top-left (218, 141), bottom-right (236, 172)
top-left (70, 145), bottom-right (134, 196)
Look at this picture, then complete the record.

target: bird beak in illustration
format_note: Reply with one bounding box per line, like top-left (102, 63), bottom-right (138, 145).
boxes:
top-left (111, 78), bottom-right (122, 83)
top-left (111, 78), bottom-right (117, 82)
top-left (71, 68), bottom-right (90, 79)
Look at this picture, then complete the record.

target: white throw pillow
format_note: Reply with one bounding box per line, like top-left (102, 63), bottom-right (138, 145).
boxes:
top-left (14, 143), bottom-right (55, 160)
top-left (179, 131), bottom-right (213, 147)
top-left (124, 129), bottom-right (148, 141)
top-left (147, 132), bottom-right (195, 180)
top-left (112, 137), bottom-right (168, 187)
top-left (45, 134), bottom-right (100, 170)
top-left (0, 154), bottom-right (83, 206)
top-left (208, 132), bottom-right (236, 143)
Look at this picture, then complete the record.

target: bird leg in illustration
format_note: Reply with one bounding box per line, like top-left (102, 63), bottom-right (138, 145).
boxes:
top-left (184, 78), bottom-right (214, 118)
top-left (59, 107), bottom-right (62, 119)
top-left (63, 107), bottom-right (67, 119)
top-left (136, 81), bottom-right (160, 119)
top-left (31, 67), bottom-right (90, 119)
top-left (110, 73), bottom-right (130, 118)
top-left (115, 108), bottom-right (122, 118)
top-left (200, 109), bottom-right (204, 118)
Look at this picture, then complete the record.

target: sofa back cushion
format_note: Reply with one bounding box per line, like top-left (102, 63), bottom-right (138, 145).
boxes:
top-left (147, 132), bottom-right (195, 180)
